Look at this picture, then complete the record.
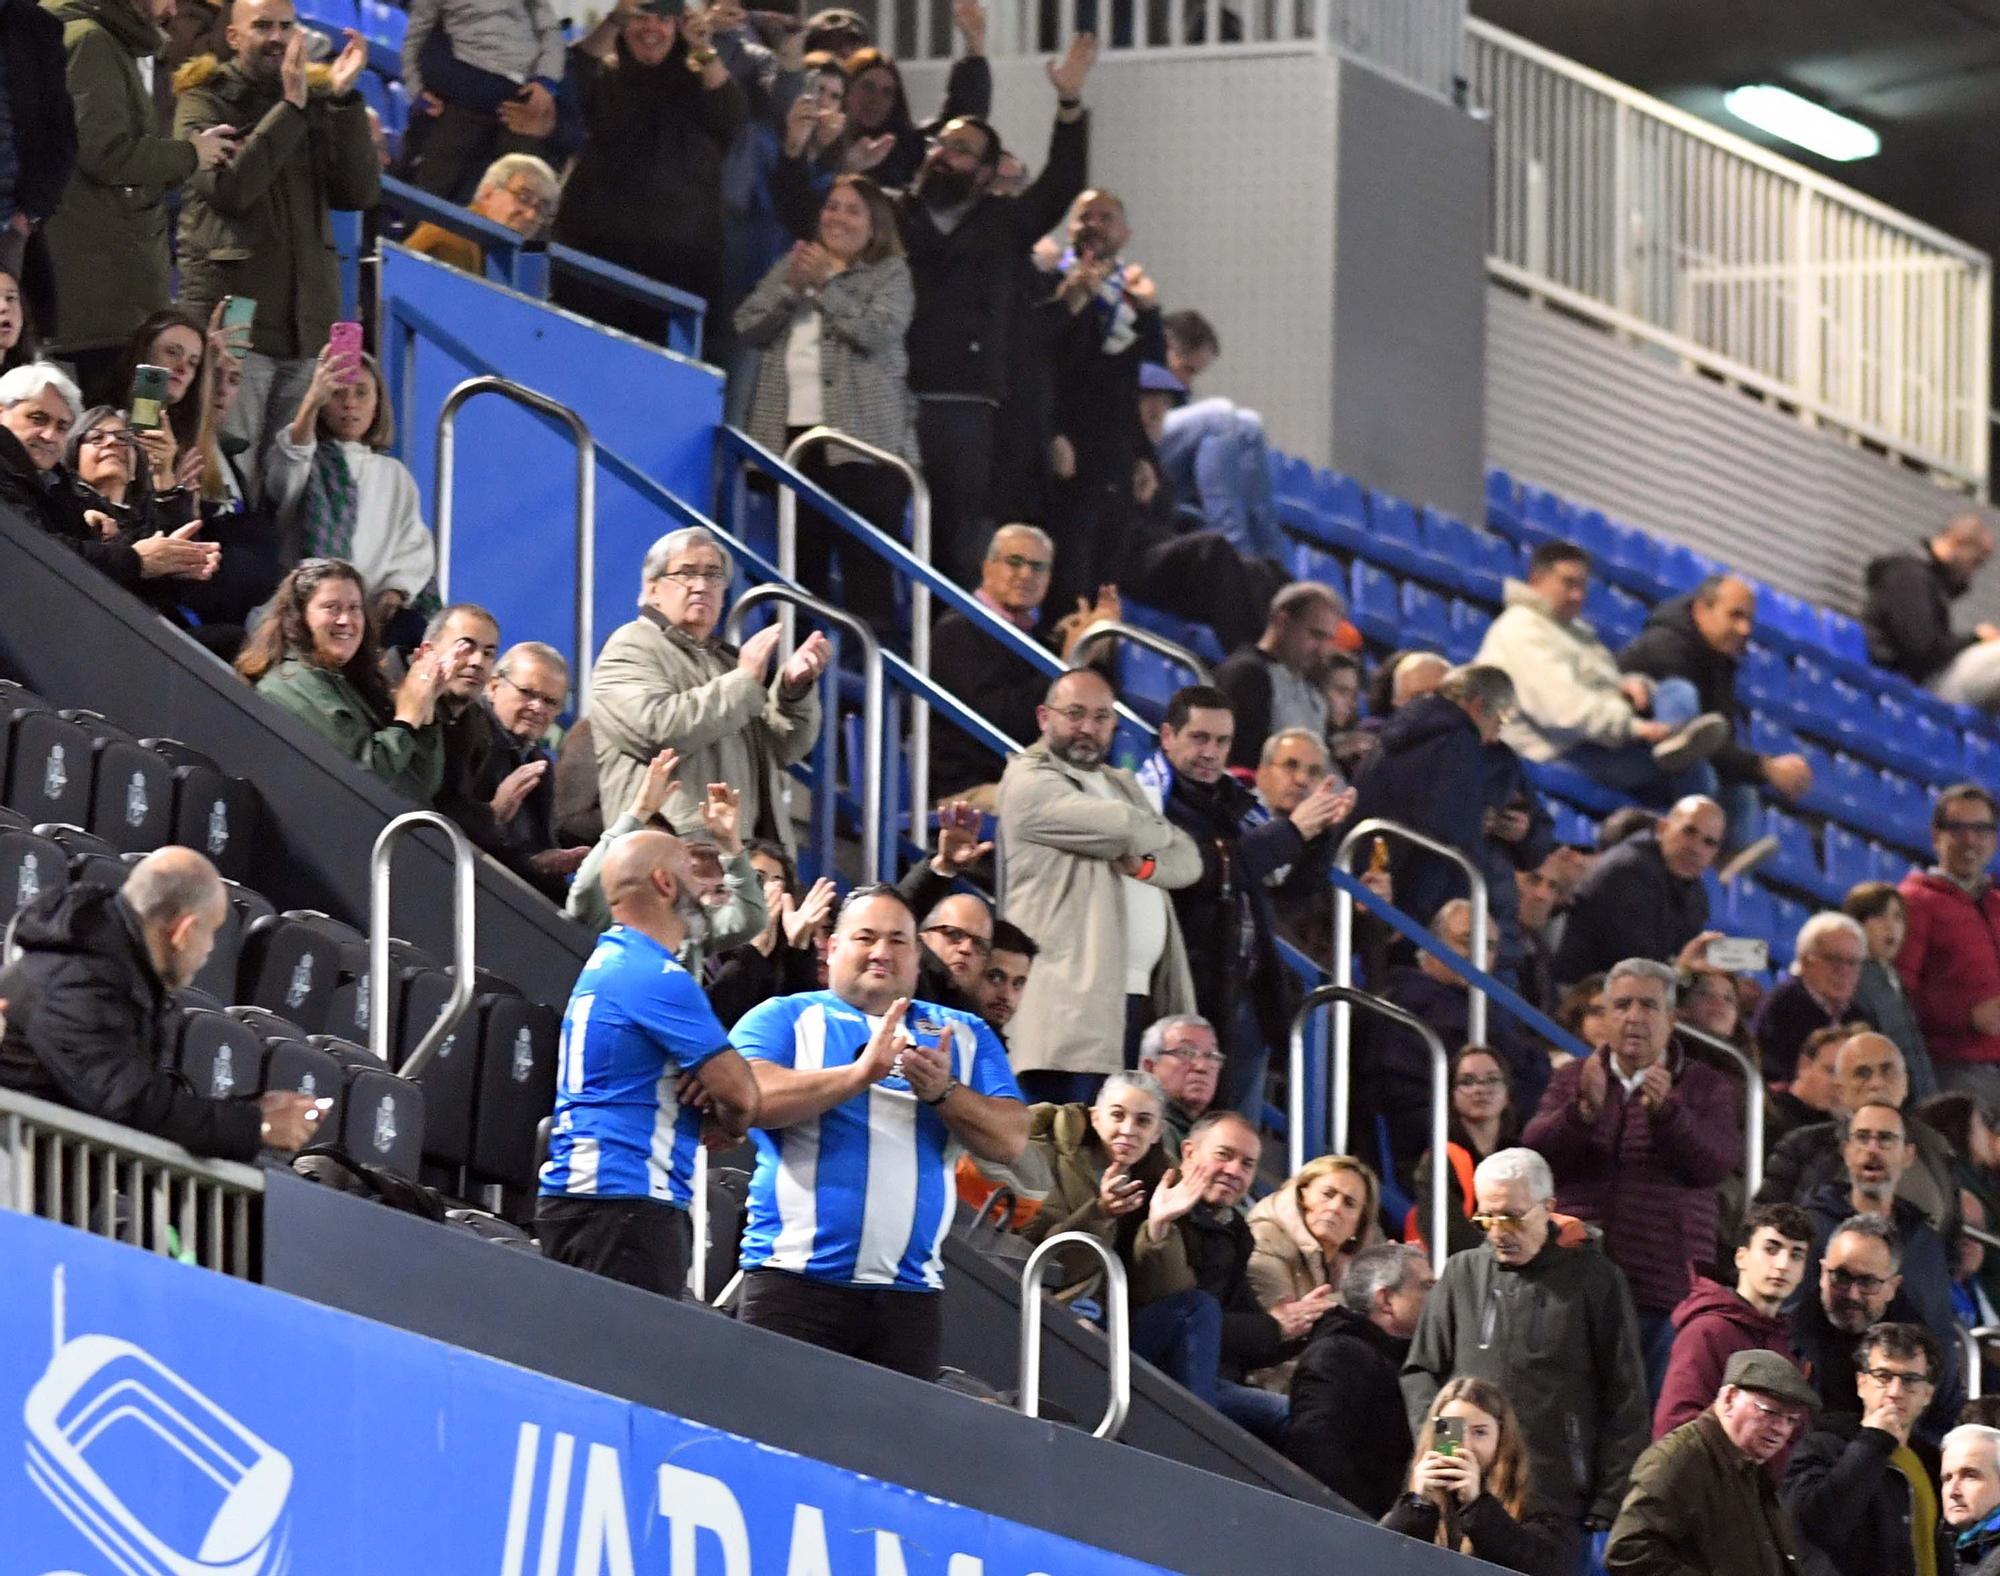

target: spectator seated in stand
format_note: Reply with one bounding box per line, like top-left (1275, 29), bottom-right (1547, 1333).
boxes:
top-left (1765, 1024), bottom-right (1851, 1155)
top-left (1798, 1103), bottom-right (1960, 1382)
top-left (0, 361), bottom-right (93, 540)
top-left (1514, 846), bottom-right (1585, 1016)
top-left (1135, 1011), bottom-right (1220, 1164)
top-left (730, 885), bottom-right (1027, 1380)
top-left (1617, 574), bottom-right (1810, 861)
top-left (469, 640), bottom-right (588, 894)
top-left (1754, 912), bottom-right (1880, 1084)
top-left (1653, 1202), bottom-right (1813, 1441)
top-left (1844, 881), bottom-right (1940, 1104)
top-left (0, 847), bottom-right (324, 1160)
top-left (996, 667), bottom-right (1200, 1107)
top-left (1386, 1376), bottom-right (1575, 1576)
top-left (1897, 782), bottom-right (2000, 1112)
top-left (537, 830), bottom-right (761, 1297)
top-left (702, 840), bottom-right (837, 1028)
top-left (1606, 1349), bottom-right (1818, 1576)
top-left (565, 748), bottom-right (768, 959)
top-left (589, 525), bottom-right (829, 855)
top-left (404, 153), bottom-right (560, 272)
top-left (1783, 1320), bottom-right (1950, 1576)
top-left (1476, 540), bottom-right (1732, 808)
top-left (236, 557), bottom-right (464, 800)
top-left (1341, 661), bottom-right (1521, 964)
top-left (1403, 1147), bottom-right (1651, 1549)
top-left (1551, 795), bottom-right (1725, 986)
top-left (266, 341), bottom-right (438, 648)
top-left (1214, 581), bottom-right (1351, 771)
top-left (1863, 512), bottom-right (2000, 710)
top-left (1523, 956), bottom-right (1743, 1396)
top-left (1940, 1425), bottom-right (2000, 1573)
top-left (1410, 1044), bottom-right (1525, 1259)
top-left (1243, 1155), bottom-right (1381, 1393)
top-left (1757, 1031), bottom-right (1958, 1239)
top-left (1285, 1243), bottom-right (1431, 1518)
top-left (1015, 1069), bottom-right (1171, 1304)
top-left (1793, 1214), bottom-right (1963, 1448)
top-left (972, 919), bottom-right (1036, 1043)
top-left (1128, 1110), bottom-right (1325, 1443)
top-left (399, 0), bottom-right (568, 204)
top-left (927, 523), bottom-right (1115, 807)
top-left (1138, 683), bottom-right (1351, 1117)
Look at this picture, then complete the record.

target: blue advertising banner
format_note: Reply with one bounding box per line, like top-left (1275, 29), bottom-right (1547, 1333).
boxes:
top-left (0, 1211), bottom-right (1173, 1576)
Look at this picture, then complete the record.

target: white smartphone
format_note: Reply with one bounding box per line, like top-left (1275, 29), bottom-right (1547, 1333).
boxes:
top-left (1705, 936), bottom-right (1769, 973)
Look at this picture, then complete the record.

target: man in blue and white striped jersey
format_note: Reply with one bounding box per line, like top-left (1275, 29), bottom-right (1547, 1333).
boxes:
top-left (536, 830), bottom-right (760, 1298)
top-left (731, 884), bottom-right (1028, 1379)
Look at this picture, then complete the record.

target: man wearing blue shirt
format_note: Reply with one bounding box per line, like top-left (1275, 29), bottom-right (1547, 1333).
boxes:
top-left (731, 884), bottom-right (1028, 1378)
top-left (537, 830), bottom-right (759, 1297)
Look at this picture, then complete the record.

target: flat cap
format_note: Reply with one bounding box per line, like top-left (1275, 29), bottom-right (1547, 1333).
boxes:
top-left (1723, 1349), bottom-right (1819, 1414)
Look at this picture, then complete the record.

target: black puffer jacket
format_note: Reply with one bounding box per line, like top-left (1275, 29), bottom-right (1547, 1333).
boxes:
top-left (552, 36), bottom-right (747, 305)
top-left (1783, 1414), bottom-right (1949, 1576)
top-left (0, 426), bottom-right (144, 585)
top-left (1863, 544), bottom-right (1972, 684)
top-left (1618, 592), bottom-right (1762, 786)
top-left (1286, 1304), bottom-right (1412, 1516)
top-left (0, 883), bottom-right (262, 1159)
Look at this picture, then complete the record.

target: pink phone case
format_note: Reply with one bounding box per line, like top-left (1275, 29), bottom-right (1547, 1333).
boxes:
top-left (328, 321), bottom-right (364, 382)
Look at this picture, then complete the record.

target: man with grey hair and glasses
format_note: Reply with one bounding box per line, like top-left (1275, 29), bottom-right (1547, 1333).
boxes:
top-left (590, 525), bottom-right (829, 852)
top-left (1403, 1145), bottom-right (1649, 1550)
top-left (1135, 1011), bottom-right (1221, 1162)
top-left (1525, 955), bottom-right (1742, 1397)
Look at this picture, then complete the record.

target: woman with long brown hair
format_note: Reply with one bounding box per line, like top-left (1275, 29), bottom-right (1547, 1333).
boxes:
top-left (236, 557), bottom-right (457, 800)
top-left (1384, 1377), bottom-right (1571, 1575)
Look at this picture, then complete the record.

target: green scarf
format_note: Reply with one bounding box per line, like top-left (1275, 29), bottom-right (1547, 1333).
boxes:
top-left (304, 440), bottom-right (441, 618)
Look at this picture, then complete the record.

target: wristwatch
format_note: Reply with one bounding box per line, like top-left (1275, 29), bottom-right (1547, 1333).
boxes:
top-left (1130, 854), bottom-right (1157, 881)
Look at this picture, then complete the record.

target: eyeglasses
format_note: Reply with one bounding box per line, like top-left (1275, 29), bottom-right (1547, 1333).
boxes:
top-left (1940, 819), bottom-right (1999, 836)
top-left (1807, 952), bottom-right (1865, 970)
top-left (79, 428), bottom-right (133, 449)
top-left (1827, 1266), bottom-right (1891, 1294)
top-left (1858, 1366), bottom-right (1933, 1391)
top-left (1160, 1044), bottom-right (1225, 1066)
top-left (992, 553), bottom-right (1051, 574)
top-left (1471, 1206), bottom-right (1542, 1232)
top-left (500, 183), bottom-right (557, 219)
top-left (1455, 1075), bottom-right (1508, 1091)
top-left (660, 567), bottom-right (730, 587)
top-left (921, 923), bottom-right (990, 958)
top-left (498, 673), bottom-right (565, 710)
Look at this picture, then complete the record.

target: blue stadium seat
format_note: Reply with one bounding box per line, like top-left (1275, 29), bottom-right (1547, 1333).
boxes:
top-left (1822, 610), bottom-right (1869, 666)
top-left (384, 79), bottom-right (409, 135)
top-left (1757, 808), bottom-right (1828, 899)
top-left (1271, 452), bottom-right (1313, 504)
top-left (1966, 731), bottom-right (2000, 785)
top-left (1738, 646), bottom-right (1791, 711)
top-left (1726, 879), bottom-right (1777, 950)
top-left (1290, 540), bottom-right (1344, 595)
top-left (1117, 644), bottom-right (1182, 726)
top-left (1548, 802), bottom-right (1597, 848)
top-left (1362, 490), bottom-right (1429, 579)
top-left (1522, 758), bottom-right (1628, 816)
top-left (1400, 582), bottom-right (1450, 653)
top-left (1584, 582), bottom-right (1645, 649)
top-left (1821, 823), bottom-right (1872, 895)
top-left (357, 68), bottom-right (389, 121)
top-left (1484, 468), bottom-right (1515, 518)
top-left (1445, 600), bottom-right (1490, 665)
top-left (1419, 510), bottom-right (1484, 598)
top-left (1285, 469), bottom-right (1368, 553)
top-left (1768, 895), bottom-right (1811, 967)
top-left (1747, 711), bottom-right (1799, 760)
top-left (1516, 486), bottom-right (1571, 546)
top-left (361, 0), bottom-right (406, 49)
top-left (298, 0), bottom-right (359, 29)
top-left (1876, 769), bottom-right (1930, 853)
top-left (1605, 522), bottom-right (1667, 599)
top-left (1122, 601), bottom-right (1225, 669)
top-left (1569, 509), bottom-right (1614, 564)
top-left (1657, 544), bottom-right (1707, 594)
top-left (1464, 531), bottom-right (1516, 603)
top-left (1871, 842), bottom-right (1912, 886)
top-left (1350, 561), bottom-right (1400, 645)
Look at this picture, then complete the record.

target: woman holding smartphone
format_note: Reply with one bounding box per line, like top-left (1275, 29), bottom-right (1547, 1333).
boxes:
top-left (1385, 1378), bottom-right (1572, 1575)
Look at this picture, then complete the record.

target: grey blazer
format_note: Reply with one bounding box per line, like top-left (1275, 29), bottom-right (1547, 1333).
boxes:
top-left (733, 252), bottom-right (919, 466)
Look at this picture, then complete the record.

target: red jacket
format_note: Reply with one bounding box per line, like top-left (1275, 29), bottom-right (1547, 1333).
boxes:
top-left (1896, 871), bottom-right (2000, 1066)
top-left (1522, 1041), bottom-right (1742, 1314)
top-left (1651, 1265), bottom-right (1793, 1440)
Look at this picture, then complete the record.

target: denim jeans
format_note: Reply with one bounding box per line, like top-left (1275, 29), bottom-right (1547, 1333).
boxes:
top-left (1158, 399), bottom-right (1288, 563)
top-left (1561, 676), bottom-right (1712, 809)
top-left (1130, 1288), bottom-right (1223, 1403)
top-left (1216, 1381), bottom-right (1291, 1446)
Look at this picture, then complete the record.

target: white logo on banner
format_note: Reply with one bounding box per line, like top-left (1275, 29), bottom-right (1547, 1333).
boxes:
top-left (25, 1267), bottom-right (295, 1576)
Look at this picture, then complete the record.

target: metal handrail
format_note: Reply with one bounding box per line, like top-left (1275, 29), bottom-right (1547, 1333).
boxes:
top-left (434, 376), bottom-right (598, 690)
top-left (777, 428), bottom-right (935, 812)
top-left (1289, 984), bottom-right (1450, 1274)
top-left (379, 177), bottom-right (530, 288)
top-left (1, 1085), bottom-right (263, 1278)
top-left (725, 584), bottom-right (887, 883)
top-left (1673, 1023), bottom-right (1766, 1198)
top-left (1018, 1231), bottom-right (1130, 1441)
top-left (1068, 620), bottom-right (1215, 686)
top-left (691, 1145), bottom-right (709, 1304)
top-left (1333, 818), bottom-right (1489, 1141)
top-left (1966, 1324), bottom-right (2000, 1400)
top-left (369, 812), bottom-right (478, 1080)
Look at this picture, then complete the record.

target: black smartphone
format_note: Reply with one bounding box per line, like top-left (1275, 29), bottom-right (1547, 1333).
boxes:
top-left (129, 365), bottom-right (171, 431)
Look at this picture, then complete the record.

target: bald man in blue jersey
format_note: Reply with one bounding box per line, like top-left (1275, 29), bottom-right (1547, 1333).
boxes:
top-left (732, 884), bottom-right (1028, 1379)
top-left (537, 830), bottom-right (760, 1297)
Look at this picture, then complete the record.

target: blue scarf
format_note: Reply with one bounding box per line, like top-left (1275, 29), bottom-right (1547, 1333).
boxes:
top-left (1957, 1503), bottom-right (2000, 1557)
top-left (1058, 246), bottom-right (1138, 356)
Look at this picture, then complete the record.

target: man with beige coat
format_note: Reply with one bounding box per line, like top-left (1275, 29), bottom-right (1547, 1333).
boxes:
top-left (997, 667), bottom-right (1200, 1105)
top-left (590, 527), bottom-right (828, 852)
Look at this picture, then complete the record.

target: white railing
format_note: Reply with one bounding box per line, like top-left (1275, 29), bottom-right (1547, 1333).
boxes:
top-left (1, 1086), bottom-right (264, 1279)
top-left (892, 0), bottom-right (1465, 97)
top-left (1468, 19), bottom-right (1992, 489)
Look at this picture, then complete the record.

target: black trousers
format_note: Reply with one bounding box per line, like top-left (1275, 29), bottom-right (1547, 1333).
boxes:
top-left (791, 441), bottom-right (907, 646)
top-left (536, 1195), bottom-right (692, 1299)
top-left (915, 398), bottom-right (996, 589)
top-left (1129, 532), bottom-right (1288, 654)
top-left (736, 1267), bottom-right (943, 1380)
top-left (399, 101), bottom-right (548, 205)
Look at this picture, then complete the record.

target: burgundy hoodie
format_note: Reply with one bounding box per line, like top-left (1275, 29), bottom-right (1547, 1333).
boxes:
top-left (1652, 1263), bottom-right (1795, 1443)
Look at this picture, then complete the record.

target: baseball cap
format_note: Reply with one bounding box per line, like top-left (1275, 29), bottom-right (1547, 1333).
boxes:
top-left (1138, 362), bottom-right (1187, 396)
top-left (1723, 1349), bottom-right (1819, 1414)
top-left (633, 0), bottom-right (687, 17)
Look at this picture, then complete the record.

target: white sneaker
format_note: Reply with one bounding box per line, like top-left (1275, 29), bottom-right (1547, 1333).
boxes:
top-left (1651, 713), bottom-right (1731, 773)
